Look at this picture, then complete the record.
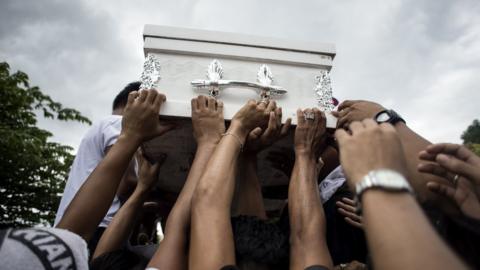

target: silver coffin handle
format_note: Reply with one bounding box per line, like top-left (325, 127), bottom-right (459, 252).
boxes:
top-left (191, 60), bottom-right (287, 99)
top-left (191, 79), bottom-right (287, 97)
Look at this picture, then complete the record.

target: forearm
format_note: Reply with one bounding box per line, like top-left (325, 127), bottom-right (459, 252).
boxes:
top-left (189, 125), bottom-right (247, 270)
top-left (116, 157), bottom-right (138, 202)
top-left (394, 123), bottom-right (440, 200)
top-left (192, 125), bottom-right (246, 209)
top-left (167, 143), bottom-right (217, 231)
top-left (57, 135), bottom-right (139, 241)
top-left (92, 188), bottom-right (147, 259)
top-left (362, 189), bottom-right (466, 270)
top-left (148, 143), bottom-right (217, 269)
top-left (233, 154), bottom-right (266, 218)
top-left (289, 154), bottom-right (332, 269)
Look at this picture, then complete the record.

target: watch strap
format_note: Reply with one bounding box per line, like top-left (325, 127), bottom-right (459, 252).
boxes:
top-left (375, 109), bottom-right (406, 125)
top-left (354, 169), bottom-right (413, 214)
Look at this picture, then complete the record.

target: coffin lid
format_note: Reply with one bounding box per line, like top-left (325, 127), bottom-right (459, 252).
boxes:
top-left (143, 24), bottom-right (336, 59)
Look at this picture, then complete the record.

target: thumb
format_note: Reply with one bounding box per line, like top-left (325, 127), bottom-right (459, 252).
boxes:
top-left (248, 127), bottom-right (263, 140)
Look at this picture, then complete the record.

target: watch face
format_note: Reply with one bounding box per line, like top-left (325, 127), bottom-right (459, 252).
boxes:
top-left (376, 112), bottom-right (391, 122)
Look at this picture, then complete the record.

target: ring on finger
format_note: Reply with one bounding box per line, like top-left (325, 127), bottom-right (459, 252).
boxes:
top-left (304, 111), bottom-right (315, 120)
top-left (453, 174), bottom-right (459, 186)
top-left (258, 100), bottom-right (268, 105)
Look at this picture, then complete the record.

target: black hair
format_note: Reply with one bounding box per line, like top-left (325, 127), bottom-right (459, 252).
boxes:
top-left (112, 81), bottom-right (141, 110)
top-left (89, 250), bottom-right (148, 270)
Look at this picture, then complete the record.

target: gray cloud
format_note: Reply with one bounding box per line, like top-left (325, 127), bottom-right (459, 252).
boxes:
top-left (1, 0), bottom-right (479, 150)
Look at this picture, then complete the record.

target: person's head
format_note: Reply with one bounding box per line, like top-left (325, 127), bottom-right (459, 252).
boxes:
top-left (112, 81), bottom-right (141, 115)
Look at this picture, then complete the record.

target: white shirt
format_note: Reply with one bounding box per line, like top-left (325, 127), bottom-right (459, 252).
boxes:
top-left (54, 115), bottom-right (123, 227)
top-left (0, 227), bottom-right (89, 270)
top-left (319, 165), bottom-right (346, 203)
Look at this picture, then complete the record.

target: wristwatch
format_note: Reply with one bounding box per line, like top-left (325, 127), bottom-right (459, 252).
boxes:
top-left (354, 169), bottom-right (413, 213)
top-left (374, 109), bottom-right (406, 125)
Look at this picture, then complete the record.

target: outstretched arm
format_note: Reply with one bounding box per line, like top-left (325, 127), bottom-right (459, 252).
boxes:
top-left (189, 100), bottom-right (275, 270)
top-left (148, 95), bottom-right (225, 270)
top-left (334, 100), bottom-right (447, 205)
top-left (289, 108), bottom-right (333, 270)
top-left (56, 89), bottom-right (171, 242)
top-left (336, 119), bottom-right (467, 270)
top-left (92, 156), bottom-right (160, 260)
top-left (233, 107), bottom-right (291, 218)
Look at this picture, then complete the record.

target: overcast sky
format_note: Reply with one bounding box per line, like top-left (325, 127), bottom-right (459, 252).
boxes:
top-left (1, 0), bottom-right (479, 150)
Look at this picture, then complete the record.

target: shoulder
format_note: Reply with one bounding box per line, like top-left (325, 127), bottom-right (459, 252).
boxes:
top-left (100, 115), bottom-right (122, 128)
top-left (0, 227), bottom-right (89, 269)
top-left (85, 115), bottom-right (122, 135)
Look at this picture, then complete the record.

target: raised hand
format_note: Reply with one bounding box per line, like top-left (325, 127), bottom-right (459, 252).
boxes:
top-left (230, 100), bottom-right (276, 137)
top-left (294, 108), bottom-right (327, 157)
top-left (136, 154), bottom-right (161, 194)
top-left (336, 197), bottom-right (363, 229)
top-left (121, 89), bottom-right (174, 143)
top-left (244, 107), bottom-right (291, 153)
top-left (191, 95), bottom-right (225, 146)
top-left (332, 100), bottom-right (385, 129)
top-left (418, 143), bottom-right (480, 219)
top-left (335, 119), bottom-right (408, 187)
top-left (418, 143), bottom-right (480, 188)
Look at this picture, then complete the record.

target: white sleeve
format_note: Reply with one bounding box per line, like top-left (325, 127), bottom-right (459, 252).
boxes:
top-left (102, 119), bottom-right (122, 150)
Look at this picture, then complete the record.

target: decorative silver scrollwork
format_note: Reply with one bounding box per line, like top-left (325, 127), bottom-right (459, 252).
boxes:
top-left (140, 54), bottom-right (162, 91)
top-left (314, 70), bottom-right (334, 112)
top-left (257, 64), bottom-right (274, 101)
top-left (206, 59), bottom-right (223, 97)
top-left (207, 59), bottom-right (223, 82)
top-left (191, 59), bottom-right (287, 100)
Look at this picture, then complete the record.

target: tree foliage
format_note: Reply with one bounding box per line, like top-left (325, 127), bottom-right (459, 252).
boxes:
top-left (0, 62), bottom-right (91, 228)
top-left (462, 119), bottom-right (480, 156)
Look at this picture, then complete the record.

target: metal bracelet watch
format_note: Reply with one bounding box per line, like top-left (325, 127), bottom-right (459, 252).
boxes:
top-left (354, 169), bottom-right (413, 214)
top-left (374, 109), bottom-right (406, 125)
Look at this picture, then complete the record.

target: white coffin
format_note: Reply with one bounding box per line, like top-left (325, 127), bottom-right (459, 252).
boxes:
top-left (142, 25), bottom-right (337, 127)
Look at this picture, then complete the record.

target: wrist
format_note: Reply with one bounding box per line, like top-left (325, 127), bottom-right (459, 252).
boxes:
top-left (115, 134), bottom-right (142, 155)
top-left (118, 131), bottom-right (143, 147)
top-left (353, 169), bottom-right (413, 214)
top-left (295, 148), bottom-right (316, 160)
top-left (227, 121), bottom-right (249, 142)
top-left (133, 185), bottom-right (151, 199)
top-left (362, 189), bottom-right (415, 215)
top-left (196, 141), bottom-right (218, 153)
top-left (196, 138), bottom-right (220, 148)
top-left (295, 152), bottom-right (317, 163)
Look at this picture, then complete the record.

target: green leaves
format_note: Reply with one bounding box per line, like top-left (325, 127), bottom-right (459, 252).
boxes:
top-left (0, 62), bottom-right (90, 227)
top-left (462, 119), bottom-right (480, 145)
top-left (462, 119), bottom-right (480, 157)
